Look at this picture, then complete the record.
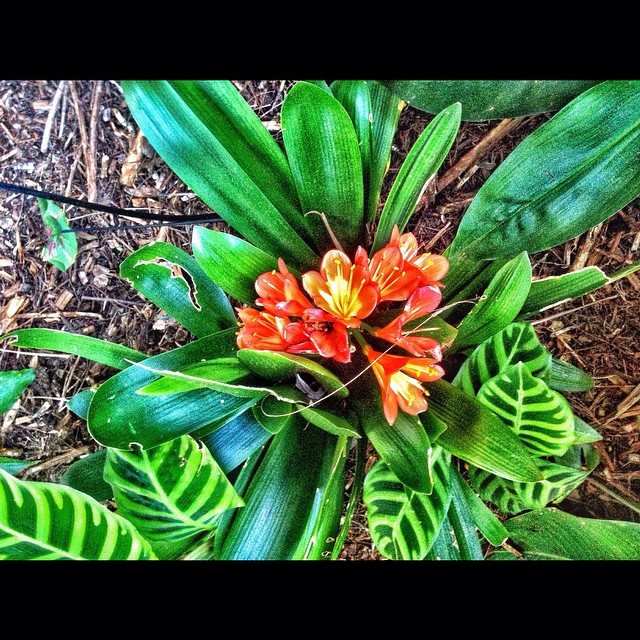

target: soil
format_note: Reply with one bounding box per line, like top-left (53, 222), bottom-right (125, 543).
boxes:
top-left (1, 80), bottom-right (639, 561)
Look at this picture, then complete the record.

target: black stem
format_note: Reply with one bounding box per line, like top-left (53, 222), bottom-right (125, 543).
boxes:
top-left (0, 180), bottom-right (222, 223)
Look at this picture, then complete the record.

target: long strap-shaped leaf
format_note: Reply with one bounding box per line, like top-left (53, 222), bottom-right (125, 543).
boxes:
top-left (104, 434), bottom-right (243, 559)
top-left (448, 80), bottom-right (640, 261)
top-left (121, 81), bottom-right (317, 270)
top-left (371, 102), bottom-right (461, 253)
top-left (215, 418), bottom-right (346, 560)
top-left (281, 81), bottom-right (365, 253)
top-left (0, 469), bottom-right (153, 560)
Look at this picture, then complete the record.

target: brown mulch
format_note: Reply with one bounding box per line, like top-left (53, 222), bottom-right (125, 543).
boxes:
top-left (1, 80), bottom-right (639, 561)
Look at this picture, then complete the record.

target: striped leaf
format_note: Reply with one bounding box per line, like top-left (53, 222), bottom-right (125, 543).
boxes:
top-left (363, 445), bottom-right (452, 560)
top-left (467, 458), bottom-right (588, 515)
top-left (104, 434), bottom-right (243, 559)
top-left (452, 322), bottom-right (552, 396)
top-left (477, 362), bottom-right (575, 458)
top-left (0, 468), bottom-right (153, 560)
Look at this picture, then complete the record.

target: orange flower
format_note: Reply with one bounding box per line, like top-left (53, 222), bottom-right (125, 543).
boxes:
top-left (302, 249), bottom-right (378, 328)
top-left (365, 347), bottom-right (445, 425)
top-left (236, 308), bottom-right (291, 351)
top-left (368, 245), bottom-right (422, 302)
top-left (285, 308), bottom-right (352, 363)
top-left (375, 285), bottom-right (443, 357)
top-left (388, 225), bottom-right (449, 287)
top-left (255, 258), bottom-right (313, 317)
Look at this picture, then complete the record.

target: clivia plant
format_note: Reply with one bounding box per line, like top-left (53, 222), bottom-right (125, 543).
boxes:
top-left (1, 79), bottom-right (640, 560)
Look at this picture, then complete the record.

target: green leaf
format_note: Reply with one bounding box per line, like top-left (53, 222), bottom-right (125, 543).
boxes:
top-left (87, 329), bottom-right (249, 450)
top-left (476, 362), bottom-right (575, 458)
top-left (191, 227), bottom-right (279, 305)
top-left (105, 434), bottom-right (243, 559)
top-left (352, 372), bottom-right (433, 493)
top-left (59, 449), bottom-right (113, 502)
top-left (296, 405), bottom-right (361, 438)
top-left (367, 81), bottom-right (404, 224)
top-left (450, 252), bottom-right (532, 352)
top-left (450, 466), bottom-right (508, 546)
top-left (571, 415), bottom-right (602, 444)
top-left (518, 266), bottom-right (609, 319)
top-left (236, 349), bottom-right (348, 399)
top-left (0, 468), bottom-right (154, 560)
top-left (452, 322), bottom-right (552, 396)
top-left (448, 81), bottom-right (640, 261)
top-left (381, 80), bottom-right (602, 121)
top-left (38, 197), bottom-right (78, 271)
top-left (0, 368), bottom-right (35, 414)
top-left (445, 470), bottom-right (485, 560)
top-left (493, 508), bottom-right (640, 560)
top-left (121, 81), bottom-right (316, 270)
top-left (371, 102), bottom-right (461, 253)
top-left (216, 419), bottom-right (346, 560)
top-left (330, 81), bottom-right (374, 224)
top-left (548, 358), bottom-right (594, 392)
top-left (67, 389), bottom-right (95, 419)
top-left (363, 446), bottom-right (452, 560)
top-left (2, 328), bottom-right (146, 370)
top-left (468, 458), bottom-right (589, 515)
top-left (200, 409), bottom-right (272, 474)
top-left (0, 457), bottom-right (37, 476)
top-left (120, 241), bottom-right (235, 337)
top-left (281, 81), bottom-right (364, 253)
top-left (427, 379), bottom-right (542, 482)
top-left (251, 396), bottom-right (294, 434)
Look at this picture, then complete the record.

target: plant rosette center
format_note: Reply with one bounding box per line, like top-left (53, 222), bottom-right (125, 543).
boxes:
top-left (236, 225), bottom-right (449, 425)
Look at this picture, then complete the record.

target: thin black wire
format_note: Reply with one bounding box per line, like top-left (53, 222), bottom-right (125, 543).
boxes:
top-left (0, 181), bottom-right (223, 230)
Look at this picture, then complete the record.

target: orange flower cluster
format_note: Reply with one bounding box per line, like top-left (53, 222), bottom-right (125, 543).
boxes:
top-left (236, 226), bottom-right (449, 425)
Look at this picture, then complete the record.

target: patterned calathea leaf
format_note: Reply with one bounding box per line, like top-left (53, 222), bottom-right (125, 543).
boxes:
top-left (104, 434), bottom-right (244, 559)
top-left (452, 322), bottom-right (552, 397)
top-left (467, 458), bottom-right (590, 515)
top-left (476, 361), bottom-right (575, 458)
top-left (0, 468), bottom-right (153, 560)
top-left (363, 445), bottom-right (451, 560)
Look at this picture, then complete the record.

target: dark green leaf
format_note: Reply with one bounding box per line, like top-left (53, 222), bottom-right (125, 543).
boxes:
top-left (216, 419), bottom-right (346, 559)
top-left (121, 81), bottom-right (316, 270)
top-left (38, 198), bottom-right (77, 271)
top-left (381, 80), bottom-right (602, 121)
top-left (59, 449), bottom-right (113, 502)
top-left (0, 456), bottom-right (38, 476)
top-left (372, 102), bottom-right (461, 253)
top-left (191, 227), bottom-right (280, 305)
top-left (67, 389), bottom-right (95, 420)
top-left (548, 358), bottom-right (594, 392)
top-left (87, 329), bottom-right (249, 450)
top-left (494, 508), bottom-right (640, 560)
top-left (352, 372), bottom-right (432, 494)
top-left (518, 266), bottom-right (609, 319)
top-left (2, 328), bottom-right (146, 370)
top-left (448, 81), bottom-right (640, 261)
top-left (200, 409), bottom-right (272, 474)
top-left (281, 81), bottom-right (364, 253)
top-left (0, 368), bottom-right (36, 414)
top-left (428, 379), bottom-right (542, 482)
top-left (237, 349), bottom-right (348, 399)
top-left (296, 405), bottom-right (361, 438)
top-left (120, 241), bottom-right (235, 337)
top-left (446, 469), bottom-right (485, 560)
top-left (450, 466), bottom-right (508, 546)
top-left (252, 396), bottom-right (294, 434)
top-left (450, 252), bottom-right (532, 352)
top-left (0, 468), bottom-right (154, 559)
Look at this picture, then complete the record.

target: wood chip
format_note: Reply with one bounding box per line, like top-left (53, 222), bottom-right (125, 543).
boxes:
top-left (55, 289), bottom-right (74, 311)
top-left (120, 129), bottom-right (145, 187)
